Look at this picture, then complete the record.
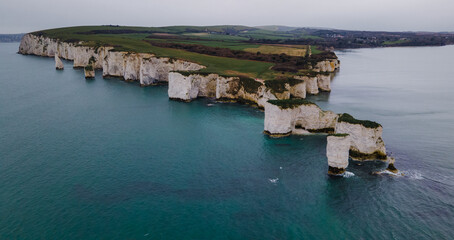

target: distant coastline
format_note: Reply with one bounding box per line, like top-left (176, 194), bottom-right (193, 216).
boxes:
top-left (0, 34), bottom-right (24, 42)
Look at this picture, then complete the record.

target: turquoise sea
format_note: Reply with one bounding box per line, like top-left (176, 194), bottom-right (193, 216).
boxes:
top-left (1, 42), bottom-right (453, 239)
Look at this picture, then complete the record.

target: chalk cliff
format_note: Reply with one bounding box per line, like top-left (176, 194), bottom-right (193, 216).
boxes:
top-left (19, 34), bottom-right (205, 85)
top-left (21, 33), bottom-right (394, 176)
top-left (264, 100), bottom-right (338, 136)
top-left (167, 72), bottom-right (312, 108)
top-left (313, 59), bottom-right (340, 72)
top-left (168, 72), bottom-right (273, 106)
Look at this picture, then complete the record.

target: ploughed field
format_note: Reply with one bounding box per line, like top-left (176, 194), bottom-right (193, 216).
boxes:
top-left (33, 25), bottom-right (335, 80)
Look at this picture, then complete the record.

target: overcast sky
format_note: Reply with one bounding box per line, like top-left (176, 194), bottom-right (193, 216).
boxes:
top-left (1, 0), bottom-right (453, 33)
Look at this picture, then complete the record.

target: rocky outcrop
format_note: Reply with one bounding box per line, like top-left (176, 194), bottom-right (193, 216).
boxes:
top-left (294, 73), bottom-right (333, 94)
top-left (264, 78), bottom-right (306, 99)
top-left (335, 113), bottom-right (387, 160)
top-left (55, 54), bottom-right (63, 70)
top-left (317, 74), bottom-right (332, 92)
top-left (386, 157), bottom-right (398, 173)
top-left (100, 51), bottom-right (205, 85)
top-left (168, 73), bottom-right (311, 108)
top-left (300, 76), bottom-right (319, 95)
top-left (326, 134), bottom-right (351, 175)
top-left (84, 65), bottom-right (95, 78)
top-left (264, 100), bottom-right (391, 166)
top-left (19, 34), bottom-right (110, 69)
top-left (168, 72), bottom-right (218, 101)
top-left (168, 72), bottom-right (273, 107)
top-left (264, 99), bottom-right (338, 136)
top-left (313, 59), bottom-right (340, 72)
top-left (19, 34), bottom-right (204, 85)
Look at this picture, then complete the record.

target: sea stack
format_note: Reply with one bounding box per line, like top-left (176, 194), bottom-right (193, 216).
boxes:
top-left (84, 64), bottom-right (95, 78)
top-left (263, 100), bottom-right (397, 174)
top-left (386, 157), bottom-right (398, 174)
top-left (55, 54), bottom-right (63, 70)
top-left (326, 134), bottom-right (351, 176)
top-left (84, 56), bottom-right (96, 78)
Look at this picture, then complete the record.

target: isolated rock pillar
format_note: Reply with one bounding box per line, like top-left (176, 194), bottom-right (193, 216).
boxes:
top-left (326, 134), bottom-right (351, 175)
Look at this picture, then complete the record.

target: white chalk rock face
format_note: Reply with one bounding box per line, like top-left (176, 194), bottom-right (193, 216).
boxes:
top-left (103, 51), bottom-right (127, 77)
top-left (294, 104), bottom-right (338, 131)
top-left (169, 72), bottom-right (274, 107)
top-left (314, 59), bottom-right (340, 72)
top-left (288, 81), bottom-right (306, 99)
top-left (168, 72), bottom-right (198, 101)
top-left (326, 135), bottom-right (351, 169)
top-left (73, 47), bottom-right (95, 68)
top-left (123, 53), bottom-right (143, 81)
top-left (216, 76), bottom-right (240, 100)
top-left (264, 101), bottom-right (337, 135)
top-left (19, 34), bottom-right (52, 56)
top-left (139, 58), bottom-right (204, 85)
top-left (295, 76), bottom-right (318, 95)
top-left (317, 74), bottom-right (331, 92)
top-left (55, 54), bottom-right (64, 70)
top-left (168, 72), bottom-right (217, 101)
top-left (140, 57), bottom-right (160, 85)
top-left (335, 120), bottom-right (386, 159)
top-left (264, 102), bottom-right (294, 135)
top-left (257, 90), bottom-right (278, 108)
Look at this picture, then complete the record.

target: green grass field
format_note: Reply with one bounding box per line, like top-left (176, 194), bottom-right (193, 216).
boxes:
top-left (383, 39), bottom-right (410, 45)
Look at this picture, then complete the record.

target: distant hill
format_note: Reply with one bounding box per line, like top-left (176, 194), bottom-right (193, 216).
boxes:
top-left (0, 34), bottom-right (24, 42)
top-left (29, 25), bottom-right (454, 49)
top-left (255, 25), bottom-right (299, 32)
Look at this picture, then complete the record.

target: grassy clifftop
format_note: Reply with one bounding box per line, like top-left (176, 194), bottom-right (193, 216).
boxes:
top-left (268, 99), bottom-right (316, 109)
top-left (32, 25), bottom-right (336, 80)
top-left (337, 113), bottom-right (381, 128)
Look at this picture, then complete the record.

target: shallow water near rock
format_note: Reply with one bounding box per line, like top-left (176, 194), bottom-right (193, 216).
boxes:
top-left (1, 43), bottom-right (454, 239)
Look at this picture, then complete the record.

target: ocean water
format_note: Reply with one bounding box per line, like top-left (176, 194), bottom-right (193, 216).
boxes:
top-left (1, 42), bottom-right (453, 239)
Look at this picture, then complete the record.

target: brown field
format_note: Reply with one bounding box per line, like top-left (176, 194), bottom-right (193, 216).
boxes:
top-left (244, 45), bottom-right (308, 57)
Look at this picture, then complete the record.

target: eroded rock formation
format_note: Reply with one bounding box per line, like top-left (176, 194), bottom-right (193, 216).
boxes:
top-left (326, 134), bottom-right (351, 175)
top-left (264, 100), bottom-right (337, 136)
top-left (167, 72), bottom-right (336, 108)
top-left (264, 99), bottom-right (395, 174)
top-left (335, 114), bottom-right (386, 160)
top-left (55, 54), bottom-right (63, 70)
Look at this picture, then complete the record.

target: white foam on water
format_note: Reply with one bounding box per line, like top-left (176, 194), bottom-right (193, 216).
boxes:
top-left (207, 103), bottom-right (214, 106)
top-left (373, 169), bottom-right (404, 177)
top-left (269, 178), bottom-right (279, 183)
top-left (342, 171), bottom-right (355, 178)
top-left (403, 170), bottom-right (423, 180)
